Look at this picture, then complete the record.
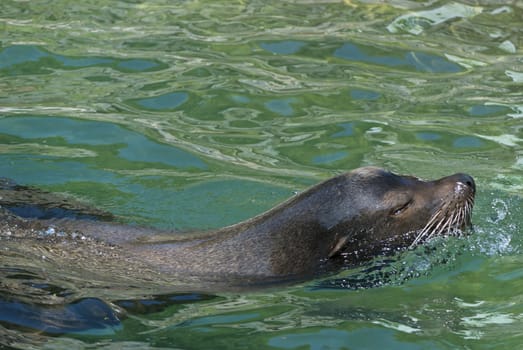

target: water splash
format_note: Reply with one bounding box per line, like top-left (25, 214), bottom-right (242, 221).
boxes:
top-left (467, 194), bottom-right (522, 256)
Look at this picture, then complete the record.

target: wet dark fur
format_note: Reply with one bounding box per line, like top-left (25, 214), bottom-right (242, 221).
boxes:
top-left (0, 167), bottom-right (475, 289)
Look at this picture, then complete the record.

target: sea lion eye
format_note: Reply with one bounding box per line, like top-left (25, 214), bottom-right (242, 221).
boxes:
top-left (390, 200), bottom-right (412, 216)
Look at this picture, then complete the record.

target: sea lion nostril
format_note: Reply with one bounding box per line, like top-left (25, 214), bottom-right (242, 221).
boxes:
top-left (463, 175), bottom-right (475, 192)
top-left (452, 173), bottom-right (475, 192)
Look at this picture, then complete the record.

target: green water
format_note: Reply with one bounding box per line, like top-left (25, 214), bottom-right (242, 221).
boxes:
top-left (0, 0), bottom-right (522, 348)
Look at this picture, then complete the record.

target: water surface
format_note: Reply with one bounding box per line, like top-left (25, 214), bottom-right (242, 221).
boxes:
top-left (1, 0), bottom-right (522, 349)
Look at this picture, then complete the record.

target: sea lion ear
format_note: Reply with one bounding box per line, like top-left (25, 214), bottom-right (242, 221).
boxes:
top-left (328, 235), bottom-right (350, 258)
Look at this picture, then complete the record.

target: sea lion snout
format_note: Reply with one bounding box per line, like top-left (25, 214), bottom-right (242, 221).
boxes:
top-left (433, 173), bottom-right (476, 201)
top-left (457, 173), bottom-right (475, 190)
top-left (446, 173), bottom-right (476, 194)
top-left (407, 171), bottom-right (475, 248)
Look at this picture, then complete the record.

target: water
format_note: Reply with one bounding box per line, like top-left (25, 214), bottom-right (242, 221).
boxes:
top-left (0, 0), bottom-right (522, 348)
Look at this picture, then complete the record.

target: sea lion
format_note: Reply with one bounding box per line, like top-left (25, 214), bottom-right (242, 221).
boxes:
top-left (0, 167), bottom-right (475, 290)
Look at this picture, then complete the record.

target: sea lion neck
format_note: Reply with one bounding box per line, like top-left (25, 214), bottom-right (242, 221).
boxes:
top-left (235, 174), bottom-right (357, 234)
top-left (204, 175), bottom-right (358, 276)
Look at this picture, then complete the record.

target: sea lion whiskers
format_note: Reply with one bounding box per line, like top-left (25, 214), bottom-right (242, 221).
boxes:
top-left (409, 190), bottom-right (474, 248)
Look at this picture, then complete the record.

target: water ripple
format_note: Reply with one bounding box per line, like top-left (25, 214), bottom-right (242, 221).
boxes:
top-left (1, 1), bottom-right (522, 348)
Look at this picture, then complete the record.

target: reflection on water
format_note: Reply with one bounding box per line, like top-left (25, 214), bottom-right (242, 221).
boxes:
top-left (0, 115), bottom-right (208, 173)
top-left (334, 43), bottom-right (463, 73)
top-left (0, 296), bottom-right (123, 336)
top-left (260, 41), bottom-right (306, 55)
top-left (387, 2), bottom-right (483, 35)
top-left (0, 45), bottom-right (165, 74)
top-left (135, 91), bottom-right (189, 110)
top-left (1, 0), bottom-right (522, 349)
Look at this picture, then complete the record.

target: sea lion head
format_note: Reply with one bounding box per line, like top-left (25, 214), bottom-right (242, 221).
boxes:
top-left (323, 167), bottom-right (475, 263)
